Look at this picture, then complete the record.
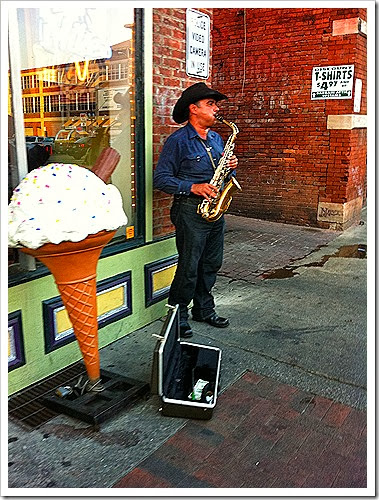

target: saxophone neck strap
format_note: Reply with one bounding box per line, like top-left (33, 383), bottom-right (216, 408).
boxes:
top-left (197, 137), bottom-right (217, 172)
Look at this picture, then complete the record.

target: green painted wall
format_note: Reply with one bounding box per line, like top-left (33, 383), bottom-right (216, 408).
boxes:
top-left (8, 237), bottom-right (176, 395)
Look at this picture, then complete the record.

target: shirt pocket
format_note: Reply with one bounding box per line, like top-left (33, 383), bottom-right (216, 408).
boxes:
top-left (181, 152), bottom-right (208, 169)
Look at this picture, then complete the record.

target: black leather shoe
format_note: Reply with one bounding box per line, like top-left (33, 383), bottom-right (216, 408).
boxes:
top-left (193, 313), bottom-right (229, 328)
top-left (180, 323), bottom-right (193, 338)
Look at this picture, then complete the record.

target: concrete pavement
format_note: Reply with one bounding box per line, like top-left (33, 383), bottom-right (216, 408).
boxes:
top-left (7, 208), bottom-right (370, 492)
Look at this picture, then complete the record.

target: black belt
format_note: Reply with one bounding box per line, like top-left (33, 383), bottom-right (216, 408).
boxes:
top-left (173, 194), bottom-right (202, 205)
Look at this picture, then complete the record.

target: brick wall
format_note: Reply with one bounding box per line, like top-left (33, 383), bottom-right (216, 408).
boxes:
top-left (151, 8), bottom-right (367, 235)
top-left (152, 8), bottom-right (213, 238)
top-left (212, 8), bottom-right (367, 228)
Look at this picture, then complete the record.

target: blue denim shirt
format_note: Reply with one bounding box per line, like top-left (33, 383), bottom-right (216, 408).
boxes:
top-left (153, 122), bottom-right (224, 195)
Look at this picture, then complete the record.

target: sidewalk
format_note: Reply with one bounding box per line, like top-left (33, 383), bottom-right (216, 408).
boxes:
top-left (7, 209), bottom-right (369, 492)
top-left (114, 372), bottom-right (366, 488)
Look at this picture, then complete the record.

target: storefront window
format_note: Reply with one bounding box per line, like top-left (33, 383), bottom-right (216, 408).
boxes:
top-left (8, 7), bottom-right (144, 276)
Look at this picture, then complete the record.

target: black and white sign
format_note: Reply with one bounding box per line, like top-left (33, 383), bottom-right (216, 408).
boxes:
top-left (186, 9), bottom-right (210, 79)
top-left (98, 87), bottom-right (128, 111)
top-left (311, 65), bottom-right (354, 100)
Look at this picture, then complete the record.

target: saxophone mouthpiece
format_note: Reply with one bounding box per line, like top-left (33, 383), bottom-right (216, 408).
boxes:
top-left (215, 114), bottom-right (224, 122)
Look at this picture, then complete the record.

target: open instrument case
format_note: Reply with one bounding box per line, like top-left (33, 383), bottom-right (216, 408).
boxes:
top-left (151, 305), bottom-right (222, 420)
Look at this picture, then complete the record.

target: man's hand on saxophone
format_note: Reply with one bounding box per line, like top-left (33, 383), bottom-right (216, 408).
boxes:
top-left (226, 154), bottom-right (238, 170)
top-left (191, 154), bottom-right (238, 201)
top-left (191, 183), bottom-right (219, 201)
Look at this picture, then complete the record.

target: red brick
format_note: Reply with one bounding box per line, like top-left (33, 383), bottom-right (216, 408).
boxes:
top-left (322, 401), bottom-right (352, 427)
top-left (231, 413), bottom-right (288, 449)
top-left (332, 456), bottom-right (367, 487)
top-left (205, 435), bottom-right (249, 468)
top-left (247, 397), bottom-right (281, 423)
top-left (166, 428), bottom-right (217, 462)
top-left (325, 432), bottom-right (358, 458)
top-left (271, 423), bottom-right (311, 460)
top-left (299, 428), bottom-right (331, 456)
top-left (216, 387), bottom-right (263, 422)
top-left (193, 464), bottom-right (242, 488)
top-left (274, 406), bottom-right (301, 421)
top-left (303, 467), bottom-right (341, 488)
top-left (113, 467), bottom-right (171, 488)
top-left (270, 470), bottom-right (309, 488)
top-left (249, 456), bottom-right (309, 487)
top-left (153, 443), bottom-right (200, 473)
top-left (273, 383), bottom-right (299, 402)
top-left (241, 370), bottom-right (265, 385)
top-left (304, 395), bottom-right (333, 420)
top-left (339, 407), bottom-right (366, 438)
top-left (199, 413), bottom-right (239, 438)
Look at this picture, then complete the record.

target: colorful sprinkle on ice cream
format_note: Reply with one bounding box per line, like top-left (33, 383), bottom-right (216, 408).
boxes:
top-left (8, 163), bottom-right (128, 249)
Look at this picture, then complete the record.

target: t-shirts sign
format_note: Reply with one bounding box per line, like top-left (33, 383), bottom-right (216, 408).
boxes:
top-left (311, 65), bottom-right (354, 100)
top-left (186, 9), bottom-right (210, 79)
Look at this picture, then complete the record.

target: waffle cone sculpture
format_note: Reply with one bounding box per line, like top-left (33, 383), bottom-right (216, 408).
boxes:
top-left (20, 148), bottom-right (121, 386)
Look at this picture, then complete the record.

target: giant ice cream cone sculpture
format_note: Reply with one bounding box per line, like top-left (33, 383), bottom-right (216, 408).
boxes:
top-left (8, 148), bottom-right (127, 389)
top-left (21, 229), bottom-right (116, 383)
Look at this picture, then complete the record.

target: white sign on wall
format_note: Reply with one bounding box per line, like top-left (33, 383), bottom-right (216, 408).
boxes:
top-left (186, 9), bottom-right (210, 79)
top-left (98, 87), bottom-right (129, 111)
top-left (311, 65), bottom-right (354, 100)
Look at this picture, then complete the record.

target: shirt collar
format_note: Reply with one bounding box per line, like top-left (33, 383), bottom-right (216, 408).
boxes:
top-left (185, 122), bottom-right (217, 141)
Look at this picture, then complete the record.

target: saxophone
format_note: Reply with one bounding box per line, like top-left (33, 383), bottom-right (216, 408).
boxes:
top-left (197, 115), bottom-right (241, 222)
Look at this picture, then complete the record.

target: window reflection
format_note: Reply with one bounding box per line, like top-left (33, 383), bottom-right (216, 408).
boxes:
top-left (9, 7), bottom-right (137, 254)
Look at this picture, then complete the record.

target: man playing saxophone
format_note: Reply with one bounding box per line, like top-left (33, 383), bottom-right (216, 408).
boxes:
top-left (153, 82), bottom-right (238, 338)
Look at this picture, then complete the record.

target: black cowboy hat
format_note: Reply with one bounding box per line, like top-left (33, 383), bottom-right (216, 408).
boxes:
top-left (172, 82), bottom-right (228, 124)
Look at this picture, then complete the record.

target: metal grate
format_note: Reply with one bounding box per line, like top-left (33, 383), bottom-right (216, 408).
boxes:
top-left (9, 361), bottom-right (87, 430)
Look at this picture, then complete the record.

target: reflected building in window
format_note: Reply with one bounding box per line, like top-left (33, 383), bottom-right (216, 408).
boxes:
top-left (8, 8), bottom-right (137, 249)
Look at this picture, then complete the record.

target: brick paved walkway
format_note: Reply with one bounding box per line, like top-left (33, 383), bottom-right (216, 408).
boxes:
top-left (113, 371), bottom-right (366, 489)
top-left (221, 215), bottom-right (338, 282)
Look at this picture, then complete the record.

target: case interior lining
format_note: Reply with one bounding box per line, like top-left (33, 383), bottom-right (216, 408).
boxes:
top-left (163, 343), bottom-right (219, 401)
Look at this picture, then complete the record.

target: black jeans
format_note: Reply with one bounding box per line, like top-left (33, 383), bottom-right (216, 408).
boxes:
top-left (168, 196), bottom-right (225, 324)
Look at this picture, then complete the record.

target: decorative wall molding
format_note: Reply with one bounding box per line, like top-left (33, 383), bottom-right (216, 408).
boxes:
top-left (8, 310), bottom-right (26, 371)
top-left (145, 256), bottom-right (178, 307)
top-left (332, 18), bottom-right (367, 36)
top-left (42, 271), bottom-right (132, 353)
top-left (327, 114), bottom-right (367, 130)
top-left (317, 197), bottom-right (363, 224)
